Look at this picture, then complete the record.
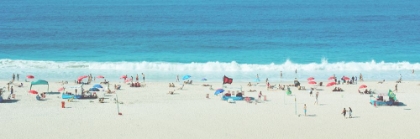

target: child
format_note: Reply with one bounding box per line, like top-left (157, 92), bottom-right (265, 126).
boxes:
top-left (341, 108), bottom-right (347, 118)
top-left (304, 104), bottom-right (307, 116)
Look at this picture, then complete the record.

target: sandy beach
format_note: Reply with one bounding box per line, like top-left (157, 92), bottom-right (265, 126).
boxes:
top-left (1, 78), bottom-right (420, 139)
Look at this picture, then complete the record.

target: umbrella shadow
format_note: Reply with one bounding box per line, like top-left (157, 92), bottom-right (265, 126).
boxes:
top-left (0, 99), bottom-right (20, 103)
top-left (307, 114), bottom-right (317, 117)
top-left (350, 116), bottom-right (360, 119)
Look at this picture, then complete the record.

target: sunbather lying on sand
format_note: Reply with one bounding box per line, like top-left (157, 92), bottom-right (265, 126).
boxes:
top-left (202, 84), bottom-right (210, 87)
top-left (248, 89), bottom-right (257, 92)
top-left (168, 90), bottom-right (175, 95)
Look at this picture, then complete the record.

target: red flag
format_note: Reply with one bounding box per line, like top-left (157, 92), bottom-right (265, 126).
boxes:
top-left (223, 75), bottom-right (233, 84)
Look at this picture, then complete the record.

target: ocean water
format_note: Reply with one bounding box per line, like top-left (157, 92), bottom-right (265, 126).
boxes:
top-left (1, 0), bottom-right (420, 82)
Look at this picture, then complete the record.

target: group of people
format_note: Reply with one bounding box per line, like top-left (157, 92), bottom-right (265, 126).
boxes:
top-left (332, 87), bottom-right (344, 92)
top-left (341, 107), bottom-right (353, 118)
top-left (130, 82), bottom-right (142, 87)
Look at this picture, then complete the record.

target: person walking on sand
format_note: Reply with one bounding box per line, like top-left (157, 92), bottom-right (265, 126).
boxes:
top-left (142, 73), bottom-right (145, 82)
top-left (309, 88), bottom-right (313, 97)
top-left (304, 104), bottom-right (307, 116)
top-left (314, 92), bottom-right (319, 105)
top-left (394, 84), bottom-right (398, 92)
top-left (348, 107), bottom-right (353, 118)
top-left (342, 108), bottom-right (347, 118)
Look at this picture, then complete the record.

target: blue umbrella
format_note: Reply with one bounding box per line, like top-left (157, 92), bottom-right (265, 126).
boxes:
top-left (93, 84), bottom-right (103, 88)
top-left (214, 89), bottom-right (224, 95)
top-left (89, 88), bottom-right (100, 91)
top-left (183, 75), bottom-right (191, 80)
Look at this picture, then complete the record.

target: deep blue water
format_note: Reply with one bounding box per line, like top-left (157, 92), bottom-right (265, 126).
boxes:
top-left (1, 0), bottom-right (420, 81)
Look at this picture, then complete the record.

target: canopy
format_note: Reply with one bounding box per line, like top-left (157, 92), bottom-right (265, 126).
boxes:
top-left (30, 80), bottom-right (49, 92)
top-left (307, 77), bottom-right (314, 81)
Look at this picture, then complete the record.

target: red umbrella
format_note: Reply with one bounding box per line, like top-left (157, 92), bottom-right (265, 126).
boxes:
top-left (307, 77), bottom-right (315, 81)
top-left (326, 82), bottom-right (336, 87)
top-left (125, 78), bottom-right (132, 83)
top-left (328, 76), bottom-right (335, 80)
top-left (27, 75), bottom-right (35, 79)
top-left (120, 75), bottom-right (127, 79)
top-left (359, 84), bottom-right (367, 89)
top-left (308, 81), bottom-right (317, 85)
top-left (28, 90), bottom-right (38, 94)
top-left (58, 87), bottom-right (65, 92)
top-left (343, 76), bottom-right (350, 81)
top-left (96, 75), bottom-right (105, 79)
top-left (77, 75), bottom-right (88, 81)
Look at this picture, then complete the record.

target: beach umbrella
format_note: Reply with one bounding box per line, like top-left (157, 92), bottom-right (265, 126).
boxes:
top-left (27, 75), bottom-right (35, 79)
top-left (328, 76), bottom-right (335, 80)
top-left (359, 84), bottom-right (367, 89)
top-left (78, 75), bottom-right (88, 81)
top-left (120, 75), bottom-right (127, 79)
top-left (28, 90), bottom-right (38, 94)
top-left (96, 75), bottom-right (105, 79)
top-left (326, 82), bottom-right (336, 87)
top-left (89, 88), bottom-right (100, 91)
top-left (125, 78), bottom-right (132, 83)
top-left (343, 76), bottom-right (350, 81)
top-left (58, 87), bottom-right (65, 92)
top-left (308, 81), bottom-right (317, 85)
top-left (182, 75), bottom-right (191, 80)
top-left (93, 84), bottom-right (103, 88)
top-left (214, 89), bottom-right (224, 95)
top-left (307, 77), bottom-right (315, 81)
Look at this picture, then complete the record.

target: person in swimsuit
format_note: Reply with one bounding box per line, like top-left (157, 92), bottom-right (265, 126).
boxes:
top-left (304, 104), bottom-right (307, 116)
top-left (342, 108), bottom-right (347, 118)
top-left (142, 73), bottom-right (145, 82)
top-left (348, 107), bottom-right (352, 118)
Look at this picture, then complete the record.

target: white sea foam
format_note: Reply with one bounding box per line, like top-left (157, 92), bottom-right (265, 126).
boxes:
top-left (1, 59), bottom-right (419, 82)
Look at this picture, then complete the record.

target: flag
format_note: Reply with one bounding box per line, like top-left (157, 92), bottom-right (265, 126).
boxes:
top-left (223, 75), bottom-right (233, 84)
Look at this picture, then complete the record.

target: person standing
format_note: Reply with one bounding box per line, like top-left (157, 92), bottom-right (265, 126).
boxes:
top-left (136, 74), bottom-right (139, 82)
top-left (304, 104), bottom-right (307, 116)
top-left (256, 74), bottom-right (259, 81)
top-left (280, 71), bottom-right (282, 78)
top-left (348, 107), bottom-right (353, 118)
top-left (142, 73), bottom-right (145, 82)
top-left (314, 92), bottom-right (319, 105)
top-left (8, 86), bottom-right (14, 99)
top-left (355, 76), bottom-right (358, 84)
top-left (395, 84), bottom-right (398, 92)
top-left (341, 108), bottom-right (347, 118)
top-left (176, 75), bottom-right (179, 82)
top-left (359, 73), bottom-right (363, 82)
top-left (17, 74), bottom-right (19, 81)
top-left (12, 73), bottom-right (15, 81)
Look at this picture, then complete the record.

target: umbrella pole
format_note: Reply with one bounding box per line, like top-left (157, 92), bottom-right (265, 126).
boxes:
top-left (116, 93), bottom-right (121, 115)
top-left (294, 96), bottom-right (297, 115)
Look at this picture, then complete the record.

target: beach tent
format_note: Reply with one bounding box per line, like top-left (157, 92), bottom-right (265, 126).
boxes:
top-left (30, 80), bottom-right (49, 92)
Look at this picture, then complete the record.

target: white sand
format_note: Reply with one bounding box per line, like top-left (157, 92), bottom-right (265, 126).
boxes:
top-left (1, 79), bottom-right (420, 139)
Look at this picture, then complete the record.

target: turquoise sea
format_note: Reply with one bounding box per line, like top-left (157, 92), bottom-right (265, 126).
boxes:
top-left (1, 0), bottom-right (420, 82)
